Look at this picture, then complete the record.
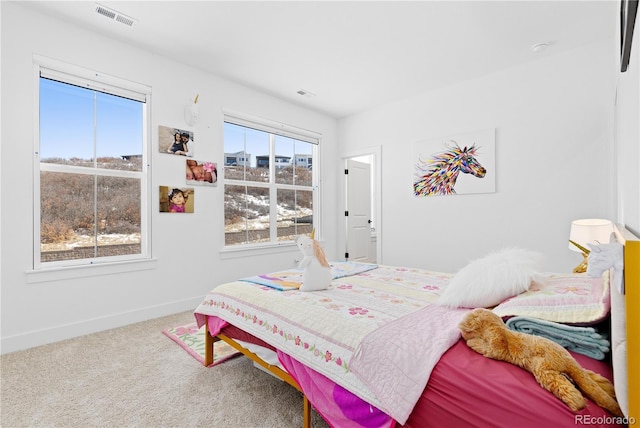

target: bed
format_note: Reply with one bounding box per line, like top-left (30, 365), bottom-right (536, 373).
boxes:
top-left (194, 225), bottom-right (638, 427)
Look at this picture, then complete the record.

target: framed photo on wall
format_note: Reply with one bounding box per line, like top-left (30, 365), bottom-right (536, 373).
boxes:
top-left (159, 186), bottom-right (194, 213)
top-left (186, 159), bottom-right (217, 186)
top-left (159, 125), bottom-right (194, 157)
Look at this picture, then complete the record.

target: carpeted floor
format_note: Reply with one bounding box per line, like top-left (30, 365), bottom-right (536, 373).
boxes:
top-left (1, 311), bottom-right (329, 428)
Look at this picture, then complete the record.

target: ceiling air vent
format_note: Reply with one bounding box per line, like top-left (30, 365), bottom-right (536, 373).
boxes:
top-left (96, 5), bottom-right (116, 19)
top-left (115, 14), bottom-right (135, 27)
top-left (95, 3), bottom-right (136, 27)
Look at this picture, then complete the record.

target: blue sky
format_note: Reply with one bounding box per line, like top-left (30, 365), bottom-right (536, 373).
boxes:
top-left (224, 122), bottom-right (312, 168)
top-left (39, 78), bottom-right (143, 160)
top-left (40, 78), bottom-right (311, 164)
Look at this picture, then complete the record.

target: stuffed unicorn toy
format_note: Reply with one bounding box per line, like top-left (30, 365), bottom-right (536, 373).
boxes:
top-left (296, 234), bottom-right (332, 292)
top-left (587, 242), bottom-right (624, 293)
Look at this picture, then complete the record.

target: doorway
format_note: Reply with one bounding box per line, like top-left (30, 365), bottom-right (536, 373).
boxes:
top-left (342, 147), bottom-right (381, 264)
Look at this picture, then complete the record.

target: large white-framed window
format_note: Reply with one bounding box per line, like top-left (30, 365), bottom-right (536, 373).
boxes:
top-left (223, 111), bottom-right (320, 248)
top-left (34, 58), bottom-right (150, 269)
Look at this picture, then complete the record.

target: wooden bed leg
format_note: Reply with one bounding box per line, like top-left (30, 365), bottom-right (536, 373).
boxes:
top-left (204, 323), bottom-right (213, 367)
top-left (302, 394), bottom-right (311, 428)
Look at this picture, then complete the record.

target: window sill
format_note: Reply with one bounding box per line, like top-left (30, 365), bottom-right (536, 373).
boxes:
top-left (219, 242), bottom-right (299, 259)
top-left (26, 258), bottom-right (158, 284)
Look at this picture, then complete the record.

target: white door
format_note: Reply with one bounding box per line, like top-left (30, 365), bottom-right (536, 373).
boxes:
top-left (346, 159), bottom-right (372, 261)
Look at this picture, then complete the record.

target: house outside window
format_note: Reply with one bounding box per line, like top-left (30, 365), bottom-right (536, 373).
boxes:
top-left (223, 113), bottom-right (320, 247)
top-left (35, 59), bottom-right (150, 268)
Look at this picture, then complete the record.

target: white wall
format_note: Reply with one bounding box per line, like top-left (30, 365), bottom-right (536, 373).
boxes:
top-left (338, 39), bottom-right (618, 273)
top-left (615, 13), bottom-right (640, 235)
top-left (0, 2), bottom-right (339, 353)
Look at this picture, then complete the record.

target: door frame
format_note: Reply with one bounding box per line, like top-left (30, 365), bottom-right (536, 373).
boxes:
top-left (340, 146), bottom-right (382, 264)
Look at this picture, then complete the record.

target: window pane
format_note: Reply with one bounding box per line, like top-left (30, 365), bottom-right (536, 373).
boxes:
top-left (295, 164), bottom-right (313, 187)
top-left (40, 171), bottom-right (96, 262)
top-left (274, 136), bottom-right (294, 185)
top-left (277, 189), bottom-right (313, 241)
top-left (40, 78), bottom-right (95, 166)
top-left (40, 78), bottom-right (143, 172)
top-left (96, 92), bottom-right (143, 171)
top-left (294, 141), bottom-right (313, 186)
top-left (223, 122), bottom-right (269, 182)
top-left (224, 184), bottom-right (270, 245)
top-left (40, 172), bottom-right (142, 262)
top-left (96, 175), bottom-right (141, 257)
top-left (275, 136), bottom-right (313, 186)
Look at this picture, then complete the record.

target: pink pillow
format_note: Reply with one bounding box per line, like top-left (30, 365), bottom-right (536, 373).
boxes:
top-left (493, 272), bottom-right (610, 325)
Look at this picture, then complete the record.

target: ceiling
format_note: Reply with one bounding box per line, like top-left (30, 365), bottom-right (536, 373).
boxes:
top-left (20, 1), bottom-right (617, 119)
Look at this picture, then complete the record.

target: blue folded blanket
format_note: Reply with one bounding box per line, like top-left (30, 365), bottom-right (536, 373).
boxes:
top-left (505, 316), bottom-right (610, 360)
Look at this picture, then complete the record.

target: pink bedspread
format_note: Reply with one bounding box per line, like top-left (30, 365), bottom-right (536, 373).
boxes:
top-left (402, 341), bottom-right (620, 428)
top-left (349, 304), bottom-right (468, 423)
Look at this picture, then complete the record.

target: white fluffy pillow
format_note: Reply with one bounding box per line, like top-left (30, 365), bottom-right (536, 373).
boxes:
top-left (438, 248), bottom-right (542, 309)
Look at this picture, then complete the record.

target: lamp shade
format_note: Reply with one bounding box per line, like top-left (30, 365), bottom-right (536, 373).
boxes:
top-left (568, 219), bottom-right (613, 252)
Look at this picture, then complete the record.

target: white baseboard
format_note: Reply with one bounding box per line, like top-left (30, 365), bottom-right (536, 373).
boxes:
top-left (0, 296), bottom-right (204, 355)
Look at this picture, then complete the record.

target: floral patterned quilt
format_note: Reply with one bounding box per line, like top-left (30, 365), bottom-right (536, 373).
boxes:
top-left (493, 272), bottom-right (610, 324)
top-left (194, 264), bottom-right (467, 424)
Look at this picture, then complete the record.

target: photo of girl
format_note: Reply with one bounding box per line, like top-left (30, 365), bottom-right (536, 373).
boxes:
top-left (186, 159), bottom-right (217, 186)
top-left (168, 188), bottom-right (188, 212)
top-left (159, 186), bottom-right (194, 213)
top-left (158, 125), bottom-right (194, 157)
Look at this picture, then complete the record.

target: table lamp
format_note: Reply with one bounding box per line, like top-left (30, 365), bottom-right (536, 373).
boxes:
top-left (568, 219), bottom-right (614, 273)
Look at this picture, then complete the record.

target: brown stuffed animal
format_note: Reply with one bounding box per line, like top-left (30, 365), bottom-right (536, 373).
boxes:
top-left (459, 308), bottom-right (622, 417)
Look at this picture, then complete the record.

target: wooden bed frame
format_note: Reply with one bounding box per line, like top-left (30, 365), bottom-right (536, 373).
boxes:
top-left (203, 225), bottom-right (639, 427)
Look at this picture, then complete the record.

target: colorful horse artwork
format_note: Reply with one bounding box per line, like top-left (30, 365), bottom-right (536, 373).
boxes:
top-left (414, 142), bottom-right (486, 196)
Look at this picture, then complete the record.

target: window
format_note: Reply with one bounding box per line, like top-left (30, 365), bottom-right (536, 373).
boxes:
top-left (223, 113), bottom-right (319, 247)
top-left (35, 61), bottom-right (150, 268)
